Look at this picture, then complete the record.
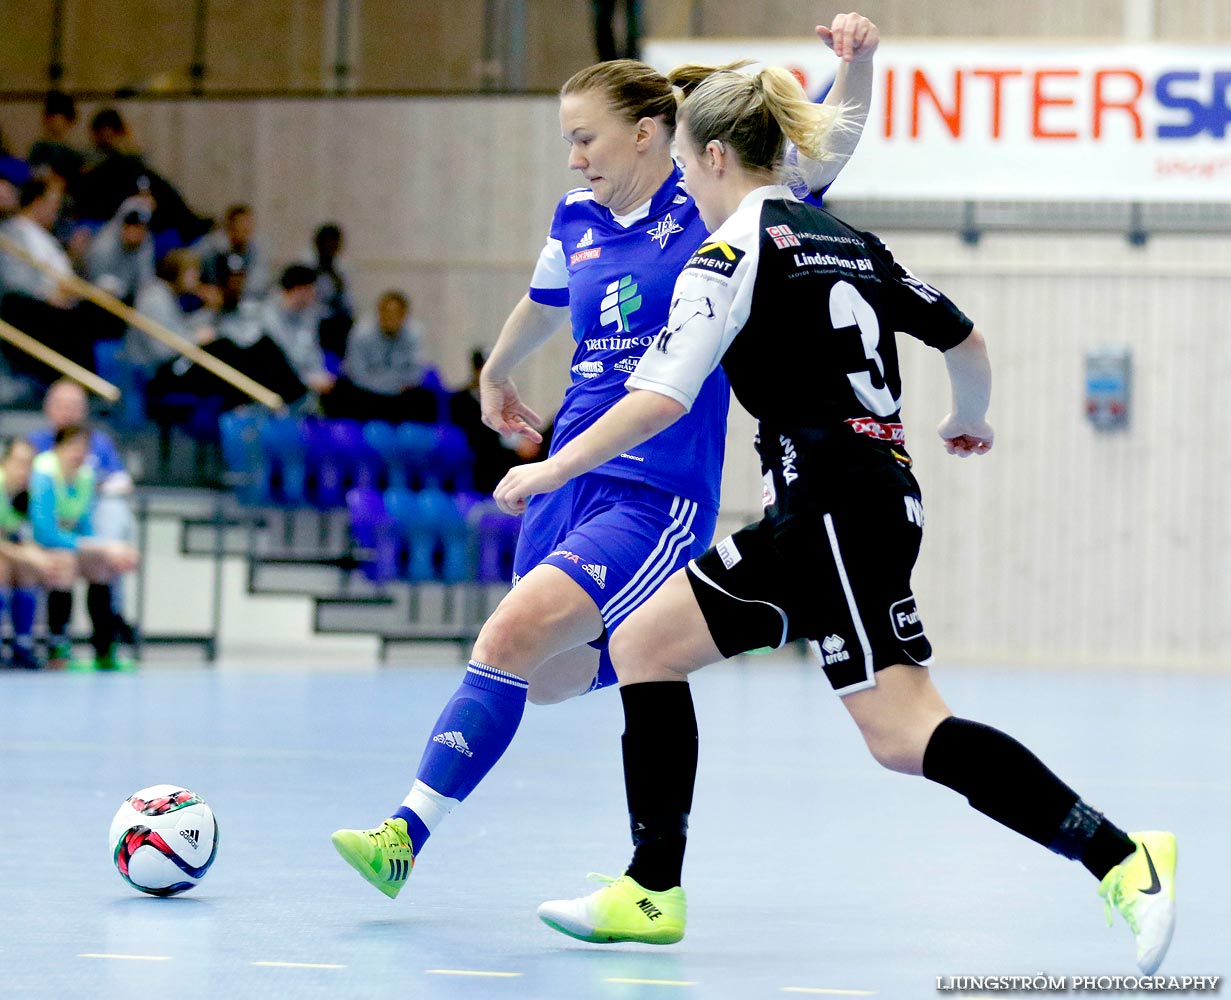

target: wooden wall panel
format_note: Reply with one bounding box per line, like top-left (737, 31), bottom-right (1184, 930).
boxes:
top-left (0, 0), bottom-right (57, 92)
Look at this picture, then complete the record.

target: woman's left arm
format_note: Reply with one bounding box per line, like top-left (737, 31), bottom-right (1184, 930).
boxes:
top-left (494, 390), bottom-right (685, 514)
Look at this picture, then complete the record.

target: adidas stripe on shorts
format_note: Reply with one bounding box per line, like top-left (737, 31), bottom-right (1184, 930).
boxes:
top-left (685, 460), bottom-right (933, 695)
top-left (513, 473), bottom-right (718, 692)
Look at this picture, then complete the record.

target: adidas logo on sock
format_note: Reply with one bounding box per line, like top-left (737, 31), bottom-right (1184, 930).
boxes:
top-left (179, 828), bottom-right (200, 850)
top-left (636, 897), bottom-right (663, 921)
top-left (820, 634), bottom-right (850, 666)
top-left (582, 563), bottom-right (607, 588)
top-left (576, 228), bottom-right (593, 248)
top-left (433, 730), bottom-right (474, 757)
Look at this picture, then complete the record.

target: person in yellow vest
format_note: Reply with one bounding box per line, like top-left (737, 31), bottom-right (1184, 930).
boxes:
top-left (0, 438), bottom-right (75, 669)
top-left (29, 425), bottom-right (139, 670)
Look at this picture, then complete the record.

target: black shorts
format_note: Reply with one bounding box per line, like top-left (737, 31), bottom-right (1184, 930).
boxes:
top-left (686, 466), bottom-right (933, 694)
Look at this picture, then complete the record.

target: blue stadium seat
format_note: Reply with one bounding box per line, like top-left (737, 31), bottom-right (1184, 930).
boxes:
top-left (362, 421), bottom-right (400, 487)
top-left (219, 410), bottom-right (263, 505)
top-left (346, 487), bottom-right (396, 583)
top-left (259, 414), bottom-right (307, 506)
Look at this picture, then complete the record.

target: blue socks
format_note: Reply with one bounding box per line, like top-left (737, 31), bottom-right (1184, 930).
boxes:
top-left (11, 589), bottom-right (37, 648)
top-left (393, 661), bottom-right (529, 855)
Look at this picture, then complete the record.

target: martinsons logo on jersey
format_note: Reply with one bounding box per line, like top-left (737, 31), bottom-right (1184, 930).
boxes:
top-left (684, 240), bottom-right (745, 277)
top-left (599, 274), bottom-right (642, 333)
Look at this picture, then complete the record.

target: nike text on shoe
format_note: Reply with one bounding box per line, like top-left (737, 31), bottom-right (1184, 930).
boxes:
top-left (330, 817), bottom-right (415, 899)
top-left (537, 873), bottom-right (686, 945)
top-left (1098, 831), bottom-right (1177, 974)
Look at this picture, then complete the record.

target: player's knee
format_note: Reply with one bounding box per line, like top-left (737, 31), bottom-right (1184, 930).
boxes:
top-left (526, 672), bottom-right (589, 706)
top-left (472, 604), bottom-right (542, 673)
top-left (858, 724), bottom-right (928, 775)
top-left (609, 626), bottom-right (683, 684)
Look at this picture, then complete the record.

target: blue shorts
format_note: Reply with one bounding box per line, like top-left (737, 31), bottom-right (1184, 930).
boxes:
top-left (513, 474), bottom-right (718, 692)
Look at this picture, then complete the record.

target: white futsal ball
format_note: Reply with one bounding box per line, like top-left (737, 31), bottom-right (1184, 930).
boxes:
top-left (109, 785), bottom-right (218, 896)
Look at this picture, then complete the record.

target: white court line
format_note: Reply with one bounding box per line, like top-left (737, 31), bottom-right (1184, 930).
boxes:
top-left (251, 961), bottom-right (346, 969)
top-left (781, 989), bottom-right (875, 996)
top-left (79, 953), bottom-right (171, 962)
top-left (425, 969), bottom-right (524, 978)
top-left (603, 978), bottom-right (697, 986)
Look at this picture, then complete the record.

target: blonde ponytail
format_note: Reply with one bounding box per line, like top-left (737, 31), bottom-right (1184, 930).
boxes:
top-left (676, 63), bottom-right (848, 175)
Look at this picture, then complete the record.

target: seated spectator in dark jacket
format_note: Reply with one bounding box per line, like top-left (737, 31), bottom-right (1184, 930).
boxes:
top-left (148, 260), bottom-right (310, 412)
top-left (196, 204), bottom-right (270, 301)
top-left (261, 264), bottom-right (333, 401)
top-left (0, 175), bottom-right (96, 382)
top-left (76, 108), bottom-right (209, 243)
top-left (301, 222), bottom-right (353, 361)
top-left (327, 291), bottom-right (435, 423)
top-left (27, 91), bottom-right (85, 197)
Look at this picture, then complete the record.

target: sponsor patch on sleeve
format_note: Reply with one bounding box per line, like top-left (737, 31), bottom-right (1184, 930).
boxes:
top-left (683, 240), bottom-right (746, 277)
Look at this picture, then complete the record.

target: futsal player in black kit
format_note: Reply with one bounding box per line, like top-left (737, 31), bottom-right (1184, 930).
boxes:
top-left (495, 63), bottom-right (1177, 971)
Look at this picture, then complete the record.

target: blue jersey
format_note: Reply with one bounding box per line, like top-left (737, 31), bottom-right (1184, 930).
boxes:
top-left (528, 166), bottom-right (728, 513)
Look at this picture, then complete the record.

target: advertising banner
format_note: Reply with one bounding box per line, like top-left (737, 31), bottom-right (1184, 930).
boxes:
top-left (642, 40), bottom-right (1231, 201)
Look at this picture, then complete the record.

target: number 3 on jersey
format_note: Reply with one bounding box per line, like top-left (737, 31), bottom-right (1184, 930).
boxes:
top-left (830, 280), bottom-right (899, 418)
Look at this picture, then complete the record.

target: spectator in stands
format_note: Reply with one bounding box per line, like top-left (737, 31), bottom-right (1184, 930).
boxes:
top-left (150, 258), bottom-right (309, 411)
top-left (327, 290), bottom-right (434, 423)
top-left (261, 263), bottom-right (334, 402)
top-left (302, 222), bottom-right (353, 362)
top-left (27, 91), bottom-right (85, 195)
top-left (125, 248), bottom-right (212, 377)
top-left (0, 438), bottom-right (75, 669)
top-left (30, 378), bottom-right (137, 649)
top-left (0, 174), bottom-right (97, 382)
top-left (197, 204), bottom-right (270, 300)
top-left (449, 348), bottom-right (548, 492)
top-left (29, 424), bottom-right (139, 670)
top-left (77, 108), bottom-right (209, 244)
top-left (86, 195), bottom-right (155, 322)
top-left (593, 0), bottom-right (641, 60)
top-left (0, 129), bottom-right (31, 207)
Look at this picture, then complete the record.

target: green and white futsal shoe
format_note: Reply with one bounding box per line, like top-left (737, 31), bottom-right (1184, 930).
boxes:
top-left (330, 818), bottom-right (414, 899)
top-left (1098, 831), bottom-right (1177, 974)
top-left (538, 873), bottom-right (686, 944)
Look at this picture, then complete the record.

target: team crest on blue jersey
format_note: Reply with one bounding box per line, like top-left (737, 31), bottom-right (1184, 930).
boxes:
top-left (683, 241), bottom-right (745, 277)
top-left (647, 214), bottom-right (684, 249)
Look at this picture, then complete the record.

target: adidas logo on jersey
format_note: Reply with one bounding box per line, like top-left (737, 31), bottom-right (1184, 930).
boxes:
top-left (820, 635), bottom-right (850, 665)
top-left (614, 356), bottom-right (640, 374)
top-left (433, 731), bottom-right (474, 757)
top-left (576, 228), bottom-right (594, 248)
top-left (179, 828), bottom-right (200, 850)
top-left (582, 563), bottom-right (608, 588)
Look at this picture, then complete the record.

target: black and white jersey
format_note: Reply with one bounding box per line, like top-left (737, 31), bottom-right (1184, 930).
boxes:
top-left (627, 185), bottom-right (973, 463)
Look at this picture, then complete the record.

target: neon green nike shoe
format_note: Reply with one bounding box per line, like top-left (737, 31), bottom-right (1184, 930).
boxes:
top-left (538, 873), bottom-right (686, 945)
top-left (330, 818), bottom-right (414, 899)
top-left (1098, 831), bottom-right (1176, 974)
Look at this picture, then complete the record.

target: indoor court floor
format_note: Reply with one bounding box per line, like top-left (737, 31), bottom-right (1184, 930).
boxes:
top-left (0, 654), bottom-right (1223, 999)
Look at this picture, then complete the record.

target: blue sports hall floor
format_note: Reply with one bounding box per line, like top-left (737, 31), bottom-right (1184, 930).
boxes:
top-left (0, 654), bottom-right (1224, 999)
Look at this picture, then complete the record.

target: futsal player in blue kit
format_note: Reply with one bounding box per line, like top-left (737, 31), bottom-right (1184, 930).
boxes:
top-left (331, 13), bottom-right (882, 898)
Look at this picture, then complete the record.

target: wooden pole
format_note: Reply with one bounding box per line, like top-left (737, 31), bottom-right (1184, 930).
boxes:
top-left (0, 319), bottom-right (120, 401)
top-left (0, 234), bottom-right (284, 410)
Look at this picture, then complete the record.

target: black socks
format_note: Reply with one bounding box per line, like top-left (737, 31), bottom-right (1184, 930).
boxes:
top-left (620, 681), bottom-right (698, 892)
top-left (922, 717), bottom-right (1135, 880)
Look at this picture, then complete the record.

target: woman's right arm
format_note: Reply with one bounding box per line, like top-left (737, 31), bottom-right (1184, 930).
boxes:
top-left (479, 294), bottom-right (567, 440)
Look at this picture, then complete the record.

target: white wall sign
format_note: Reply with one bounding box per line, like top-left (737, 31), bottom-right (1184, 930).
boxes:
top-left (642, 40), bottom-right (1231, 201)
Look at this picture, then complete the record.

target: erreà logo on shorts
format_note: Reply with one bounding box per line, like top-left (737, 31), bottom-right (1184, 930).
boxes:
top-left (820, 634), bottom-right (850, 665)
top-left (890, 596), bottom-right (925, 641)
